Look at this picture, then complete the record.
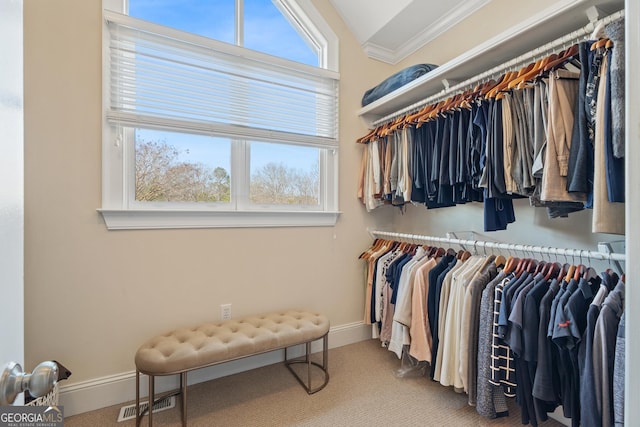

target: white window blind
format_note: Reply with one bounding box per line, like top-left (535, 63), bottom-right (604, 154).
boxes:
top-left (104, 11), bottom-right (339, 149)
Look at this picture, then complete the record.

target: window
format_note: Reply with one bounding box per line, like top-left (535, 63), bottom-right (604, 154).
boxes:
top-left (100, 0), bottom-right (339, 229)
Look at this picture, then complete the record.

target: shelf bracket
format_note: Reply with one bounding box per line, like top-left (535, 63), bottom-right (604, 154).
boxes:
top-left (446, 231), bottom-right (476, 252)
top-left (585, 5), bottom-right (604, 23)
top-left (441, 79), bottom-right (459, 90)
top-left (597, 241), bottom-right (625, 275)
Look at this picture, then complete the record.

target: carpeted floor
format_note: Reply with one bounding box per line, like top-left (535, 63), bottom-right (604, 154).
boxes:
top-left (65, 339), bottom-right (564, 426)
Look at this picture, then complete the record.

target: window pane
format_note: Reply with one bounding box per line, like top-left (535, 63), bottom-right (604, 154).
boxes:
top-left (134, 129), bottom-right (231, 203)
top-left (244, 0), bottom-right (319, 66)
top-left (249, 142), bottom-right (319, 205)
top-left (128, 0), bottom-right (235, 44)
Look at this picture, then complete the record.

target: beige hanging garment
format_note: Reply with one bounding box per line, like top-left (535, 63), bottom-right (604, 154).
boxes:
top-left (592, 52), bottom-right (625, 234)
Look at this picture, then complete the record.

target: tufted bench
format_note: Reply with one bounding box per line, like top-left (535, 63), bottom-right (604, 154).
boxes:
top-left (134, 310), bottom-right (330, 427)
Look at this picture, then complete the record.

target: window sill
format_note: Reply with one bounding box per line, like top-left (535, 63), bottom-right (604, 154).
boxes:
top-left (98, 209), bottom-right (341, 230)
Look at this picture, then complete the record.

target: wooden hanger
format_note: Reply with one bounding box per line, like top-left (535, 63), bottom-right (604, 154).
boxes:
top-left (504, 256), bottom-right (519, 274)
top-left (485, 71), bottom-right (518, 99)
top-left (359, 238), bottom-right (385, 259)
top-left (494, 254), bottom-right (507, 268)
top-left (543, 43), bottom-right (579, 73)
top-left (431, 247), bottom-right (446, 258)
top-left (515, 53), bottom-right (559, 89)
top-left (479, 79), bottom-right (499, 97)
top-left (525, 258), bottom-right (537, 273)
top-left (357, 128), bottom-right (378, 144)
top-left (405, 103), bottom-right (433, 125)
top-left (591, 37), bottom-right (611, 51)
top-left (414, 104), bottom-right (437, 127)
top-left (563, 264), bottom-right (577, 282)
top-left (543, 262), bottom-right (560, 281)
top-left (514, 257), bottom-right (528, 276)
top-left (437, 94), bottom-right (461, 116)
top-left (573, 264), bottom-right (586, 281)
top-left (532, 260), bottom-right (545, 275)
top-left (417, 100), bottom-right (444, 124)
top-left (506, 60), bottom-right (537, 90)
top-left (510, 54), bottom-right (557, 89)
top-left (449, 89), bottom-right (474, 111)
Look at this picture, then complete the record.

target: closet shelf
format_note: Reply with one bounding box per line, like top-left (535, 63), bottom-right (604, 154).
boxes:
top-left (357, 0), bottom-right (624, 126)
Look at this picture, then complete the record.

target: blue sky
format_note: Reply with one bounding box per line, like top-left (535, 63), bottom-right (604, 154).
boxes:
top-left (128, 0), bottom-right (318, 66)
top-left (130, 0), bottom-right (320, 175)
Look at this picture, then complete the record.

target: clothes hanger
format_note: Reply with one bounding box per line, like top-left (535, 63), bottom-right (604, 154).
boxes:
top-left (417, 100), bottom-right (444, 124)
top-left (479, 79), bottom-right (499, 97)
top-left (405, 104), bottom-right (433, 125)
top-left (357, 128), bottom-right (378, 144)
top-left (563, 264), bottom-right (577, 282)
top-left (503, 256), bottom-right (519, 274)
top-left (459, 250), bottom-right (472, 261)
top-left (526, 258), bottom-right (538, 273)
top-left (450, 89), bottom-right (474, 111)
top-left (506, 60), bottom-right (537, 90)
top-left (514, 257), bottom-right (528, 276)
top-left (515, 53), bottom-right (559, 89)
top-left (494, 254), bottom-right (507, 268)
top-left (432, 247), bottom-right (445, 258)
top-left (358, 238), bottom-right (385, 259)
top-left (511, 53), bottom-right (558, 90)
top-left (573, 264), bottom-right (586, 281)
top-left (485, 71), bottom-right (518, 99)
top-left (437, 94), bottom-right (462, 116)
top-left (543, 262), bottom-right (560, 281)
top-left (414, 104), bottom-right (436, 127)
top-left (532, 260), bottom-right (545, 275)
top-left (590, 37), bottom-right (610, 51)
top-left (583, 266), bottom-right (598, 281)
top-left (543, 43), bottom-right (579, 73)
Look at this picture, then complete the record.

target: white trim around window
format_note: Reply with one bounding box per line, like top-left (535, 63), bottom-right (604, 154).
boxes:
top-left (100, 1), bottom-right (340, 230)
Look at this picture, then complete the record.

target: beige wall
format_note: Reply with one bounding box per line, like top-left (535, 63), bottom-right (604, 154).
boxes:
top-left (22, 0), bottom-right (394, 385)
top-left (22, 0), bottom-right (622, 407)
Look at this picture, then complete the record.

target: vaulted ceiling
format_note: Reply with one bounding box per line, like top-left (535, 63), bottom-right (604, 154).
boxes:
top-left (329, 0), bottom-right (624, 65)
top-left (328, 0), bottom-right (491, 64)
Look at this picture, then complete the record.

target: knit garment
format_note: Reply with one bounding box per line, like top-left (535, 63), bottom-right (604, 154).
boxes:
top-left (604, 18), bottom-right (625, 159)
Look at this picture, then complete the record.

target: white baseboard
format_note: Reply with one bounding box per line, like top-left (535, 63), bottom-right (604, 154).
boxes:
top-left (58, 321), bottom-right (370, 417)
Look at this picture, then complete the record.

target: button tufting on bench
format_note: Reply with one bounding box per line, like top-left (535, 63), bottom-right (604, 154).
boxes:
top-left (135, 310), bottom-right (329, 427)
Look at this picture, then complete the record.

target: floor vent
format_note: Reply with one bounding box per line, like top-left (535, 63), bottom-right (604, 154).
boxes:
top-left (117, 396), bottom-right (175, 422)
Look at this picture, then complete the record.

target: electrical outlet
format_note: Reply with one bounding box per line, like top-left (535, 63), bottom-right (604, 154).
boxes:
top-left (221, 304), bottom-right (232, 320)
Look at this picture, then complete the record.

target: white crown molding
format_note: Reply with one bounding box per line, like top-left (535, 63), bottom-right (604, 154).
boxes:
top-left (362, 41), bottom-right (398, 64)
top-left (359, 0), bottom-right (491, 64)
top-left (58, 321), bottom-right (371, 417)
top-left (393, 0), bottom-right (491, 64)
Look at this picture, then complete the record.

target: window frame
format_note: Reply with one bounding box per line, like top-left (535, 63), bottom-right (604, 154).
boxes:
top-left (100, 0), bottom-right (340, 230)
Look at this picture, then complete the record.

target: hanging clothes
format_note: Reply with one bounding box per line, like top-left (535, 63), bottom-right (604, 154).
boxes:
top-left (592, 48), bottom-right (625, 234)
top-left (357, 31), bottom-right (626, 236)
top-left (360, 236), bottom-right (625, 427)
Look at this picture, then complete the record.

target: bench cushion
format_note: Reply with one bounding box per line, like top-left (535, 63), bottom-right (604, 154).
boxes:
top-left (135, 310), bottom-right (329, 375)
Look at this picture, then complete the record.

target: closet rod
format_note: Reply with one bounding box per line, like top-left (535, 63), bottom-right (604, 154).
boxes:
top-left (368, 230), bottom-right (626, 263)
top-left (370, 8), bottom-right (625, 128)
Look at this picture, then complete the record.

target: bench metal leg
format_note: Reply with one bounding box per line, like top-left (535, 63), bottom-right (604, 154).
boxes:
top-left (148, 375), bottom-right (154, 427)
top-left (135, 370), bottom-right (155, 427)
top-left (135, 371), bottom-right (185, 427)
top-left (284, 333), bottom-right (329, 394)
top-left (135, 370), bottom-right (140, 427)
top-left (181, 372), bottom-right (187, 427)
